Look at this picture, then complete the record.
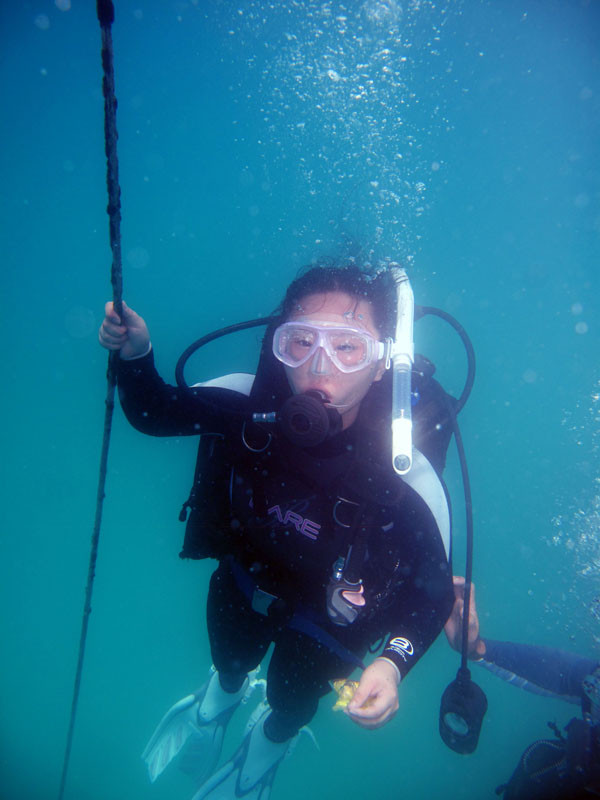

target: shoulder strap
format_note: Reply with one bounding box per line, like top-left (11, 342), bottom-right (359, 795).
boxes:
top-left (401, 450), bottom-right (451, 560)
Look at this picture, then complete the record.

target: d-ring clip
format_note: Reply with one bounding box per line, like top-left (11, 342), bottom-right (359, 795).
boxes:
top-left (333, 496), bottom-right (360, 528)
top-left (241, 421), bottom-right (272, 453)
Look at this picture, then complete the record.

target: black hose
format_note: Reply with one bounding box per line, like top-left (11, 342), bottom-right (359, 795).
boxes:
top-left (175, 316), bottom-right (276, 388)
top-left (417, 305), bottom-right (476, 414)
top-left (417, 306), bottom-right (477, 672)
top-left (449, 410), bottom-right (475, 671)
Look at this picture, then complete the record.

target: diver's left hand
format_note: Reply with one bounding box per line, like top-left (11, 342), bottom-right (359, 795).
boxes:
top-left (346, 658), bottom-right (399, 729)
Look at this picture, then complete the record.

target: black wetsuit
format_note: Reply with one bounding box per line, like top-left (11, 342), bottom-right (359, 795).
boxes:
top-left (117, 350), bottom-right (454, 739)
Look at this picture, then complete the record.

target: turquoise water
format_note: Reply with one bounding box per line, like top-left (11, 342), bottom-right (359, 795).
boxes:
top-left (1, 1), bottom-right (598, 798)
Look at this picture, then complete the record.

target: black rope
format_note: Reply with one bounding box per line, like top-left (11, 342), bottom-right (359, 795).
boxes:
top-left (98, 0), bottom-right (123, 319)
top-left (58, 3), bottom-right (123, 798)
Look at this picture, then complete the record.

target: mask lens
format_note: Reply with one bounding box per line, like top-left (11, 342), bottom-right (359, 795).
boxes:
top-left (327, 331), bottom-right (369, 369)
top-left (274, 325), bottom-right (318, 367)
top-left (286, 326), bottom-right (317, 365)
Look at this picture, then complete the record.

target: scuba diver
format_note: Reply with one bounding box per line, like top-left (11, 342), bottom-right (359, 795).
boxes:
top-left (99, 264), bottom-right (457, 799)
top-left (445, 577), bottom-right (600, 799)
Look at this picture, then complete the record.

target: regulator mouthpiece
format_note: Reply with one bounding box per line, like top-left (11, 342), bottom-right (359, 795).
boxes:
top-left (278, 391), bottom-right (342, 448)
top-left (439, 667), bottom-right (488, 754)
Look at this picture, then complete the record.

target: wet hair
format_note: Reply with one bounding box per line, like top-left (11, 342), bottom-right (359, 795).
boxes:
top-left (275, 263), bottom-right (397, 338)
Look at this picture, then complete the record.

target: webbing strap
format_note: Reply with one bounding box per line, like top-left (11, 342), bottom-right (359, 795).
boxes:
top-left (227, 557), bottom-right (366, 670)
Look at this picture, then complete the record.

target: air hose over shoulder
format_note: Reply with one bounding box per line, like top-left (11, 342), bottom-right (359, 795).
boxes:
top-left (415, 305), bottom-right (486, 754)
top-left (418, 305), bottom-right (475, 414)
top-left (175, 317), bottom-right (275, 390)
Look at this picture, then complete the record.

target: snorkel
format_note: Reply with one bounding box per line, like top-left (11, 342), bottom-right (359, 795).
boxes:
top-left (389, 266), bottom-right (414, 475)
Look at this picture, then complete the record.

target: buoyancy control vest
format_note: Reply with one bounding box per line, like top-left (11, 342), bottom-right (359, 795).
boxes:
top-left (178, 352), bottom-right (455, 569)
top-left (498, 717), bottom-right (600, 800)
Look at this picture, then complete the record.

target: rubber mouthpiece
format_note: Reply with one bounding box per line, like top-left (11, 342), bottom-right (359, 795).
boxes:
top-left (279, 391), bottom-right (341, 447)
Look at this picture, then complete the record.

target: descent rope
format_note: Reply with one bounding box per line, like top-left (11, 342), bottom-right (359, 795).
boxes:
top-left (58, 2), bottom-right (123, 797)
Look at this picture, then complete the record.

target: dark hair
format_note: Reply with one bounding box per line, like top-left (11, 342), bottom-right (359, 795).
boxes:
top-left (275, 264), bottom-right (397, 338)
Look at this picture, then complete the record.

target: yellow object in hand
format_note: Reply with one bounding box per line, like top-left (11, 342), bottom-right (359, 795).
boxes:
top-left (331, 679), bottom-right (360, 711)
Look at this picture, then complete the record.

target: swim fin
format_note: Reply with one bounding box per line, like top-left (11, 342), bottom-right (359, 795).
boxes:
top-left (142, 668), bottom-right (260, 784)
top-left (191, 703), bottom-right (297, 800)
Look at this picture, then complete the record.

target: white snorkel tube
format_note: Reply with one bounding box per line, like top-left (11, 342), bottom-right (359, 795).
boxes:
top-left (389, 266), bottom-right (414, 475)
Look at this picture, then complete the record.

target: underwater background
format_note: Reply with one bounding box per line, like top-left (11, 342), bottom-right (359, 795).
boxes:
top-left (1, 1), bottom-right (598, 798)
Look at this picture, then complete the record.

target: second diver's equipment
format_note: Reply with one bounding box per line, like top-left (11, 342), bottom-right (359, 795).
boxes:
top-left (496, 717), bottom-right (600, 799)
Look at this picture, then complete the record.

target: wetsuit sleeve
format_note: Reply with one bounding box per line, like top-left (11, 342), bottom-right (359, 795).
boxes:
top-left (477, 640), bottom-right (599, 706)
top-left (379, 516), bottom-right (454, 680)
top-left (116, 350), bottom-right (250, 436)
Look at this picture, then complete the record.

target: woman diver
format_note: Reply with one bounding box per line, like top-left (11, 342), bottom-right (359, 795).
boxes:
top-left (99, 264), bottom-right (456, 799)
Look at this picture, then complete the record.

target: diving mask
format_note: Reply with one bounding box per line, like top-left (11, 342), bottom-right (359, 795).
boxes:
top-left (273, 321), bottom-right (387, 374)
